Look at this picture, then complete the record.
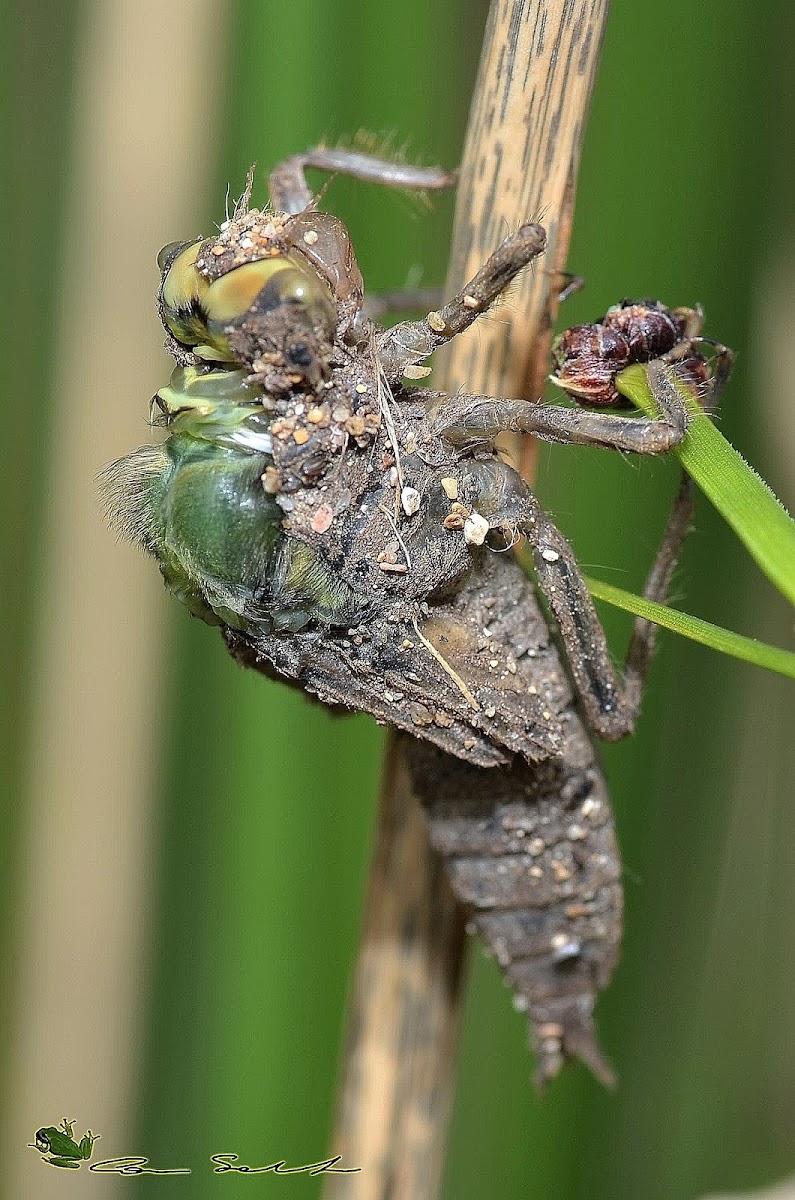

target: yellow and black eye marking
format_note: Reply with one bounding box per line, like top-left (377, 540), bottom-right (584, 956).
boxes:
top-left (158, 240), bottom-right (222, 359)
top-left (158, 240), bottom-right (335, 363)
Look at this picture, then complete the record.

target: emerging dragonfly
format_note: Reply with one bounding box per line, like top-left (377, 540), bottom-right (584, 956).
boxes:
top-left (103, 147), bottom-right (730, 1086)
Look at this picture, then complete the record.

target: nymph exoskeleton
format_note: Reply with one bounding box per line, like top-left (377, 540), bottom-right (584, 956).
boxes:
top-left (103, 147), bottom-right (730, 1085)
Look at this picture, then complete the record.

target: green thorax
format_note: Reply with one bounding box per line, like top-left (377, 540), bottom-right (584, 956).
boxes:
top-left (105, 366), bottom-right (362, 634)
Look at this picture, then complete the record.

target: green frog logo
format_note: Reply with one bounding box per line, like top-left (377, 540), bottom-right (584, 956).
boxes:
top-left (30, 1118), bottom-right (99, 1169)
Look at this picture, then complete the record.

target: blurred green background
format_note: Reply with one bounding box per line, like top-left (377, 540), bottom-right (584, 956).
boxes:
top-left (2, 2), bottom-right (794, 1198)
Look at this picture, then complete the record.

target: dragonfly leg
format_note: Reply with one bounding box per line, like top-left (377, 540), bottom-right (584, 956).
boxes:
top-left (460, 458), bottom-right (695, 740)
top-left (269, 146), bottom-right (457, 215)
top-left (377, 222), bottom-right (547, 380)
top-left (431, 361), bottom-right (692, 456)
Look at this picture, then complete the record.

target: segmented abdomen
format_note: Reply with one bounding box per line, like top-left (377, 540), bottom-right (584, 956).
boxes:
top-left (407, 738), bottom-right (622, 1088)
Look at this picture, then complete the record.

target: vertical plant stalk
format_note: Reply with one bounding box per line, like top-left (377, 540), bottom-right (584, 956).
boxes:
top-left (2, 3), bottom-right (227, 1195)
top-left (440, 0), bottom-right (610, 474)
top-left (326, 4), bottom-right (609, 1198)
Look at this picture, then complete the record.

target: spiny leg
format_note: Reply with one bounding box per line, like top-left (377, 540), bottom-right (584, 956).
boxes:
top-left (269, 147), bottom-right (458, 216)
top-left (522, 473), bottom-right (694, 740)
top-left (545, 268), bottom-right (586, 304)
top-left (440, 451), bottom-right (695, 740)
top-left (448, 344), bottom-right (729, 738)
top-left (377, 222), bottom-right (547, 380)
top-left (433, 326), bottom-right (734, 455)
top-left (432, 375), bottom-right (690, 456)
top-left (661, 341), bottom-right (735, 415)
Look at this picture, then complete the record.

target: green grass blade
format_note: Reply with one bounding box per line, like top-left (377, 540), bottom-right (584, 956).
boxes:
top-left (585, 574), bottom-right (795, 679)
top-left (617, 362), bottom-right (795, 606)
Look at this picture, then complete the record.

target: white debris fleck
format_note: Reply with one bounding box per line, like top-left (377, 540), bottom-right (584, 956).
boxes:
top-left (440, 476), bottom-right (458, 500)
top-left (541, 547), bottom-right (560, 563)
top-left (464, 511), bottom-right (489, 545)
top-left (303, 229), bottom-right (319, 245)
top-left (551, 935), bottom-right (581, 960)
top-left (401, 486), bottom-right (421, 516)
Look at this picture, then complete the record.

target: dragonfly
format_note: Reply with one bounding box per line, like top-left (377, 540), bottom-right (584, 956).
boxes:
top-left (102, 147), bottom-right (730, 1087)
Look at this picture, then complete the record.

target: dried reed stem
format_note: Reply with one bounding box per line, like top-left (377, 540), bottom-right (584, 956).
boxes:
top-left (326, 5), bottom-right (610, 1198)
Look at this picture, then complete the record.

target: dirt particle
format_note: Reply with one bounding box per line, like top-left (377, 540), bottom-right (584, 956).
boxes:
top-left (345, 415), bottom-right (366, 437)
top-left (401, 486), bottom-right (421, 516)
top-left (311, 504), bottom-right (334, 534)
top-left (261, 466), bottom-right (281, 495)
top-left (464, 512), bottom-right (489, 546)
top-left (408, 701), bottom-right (433, 726)
top-left (443, 512), bottom-right (466, 532)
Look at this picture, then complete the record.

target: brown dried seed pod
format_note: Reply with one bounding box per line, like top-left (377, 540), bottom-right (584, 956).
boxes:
top-left (602, 299), bottom-right (683, 361)
top-left (551, 322), bottom-right (630, 371)
top-left (554, 353), bottom-right (629, 408)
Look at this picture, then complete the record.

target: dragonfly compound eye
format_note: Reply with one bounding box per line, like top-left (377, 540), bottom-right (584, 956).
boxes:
top-left (202, 257), bottom-right (337, 353)
top-left (161, 249), bottom-right (338, 368)
top-left (159, 240), bottom-right (220, 356)
top-left (157, 239), bottom-right (192, 272)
